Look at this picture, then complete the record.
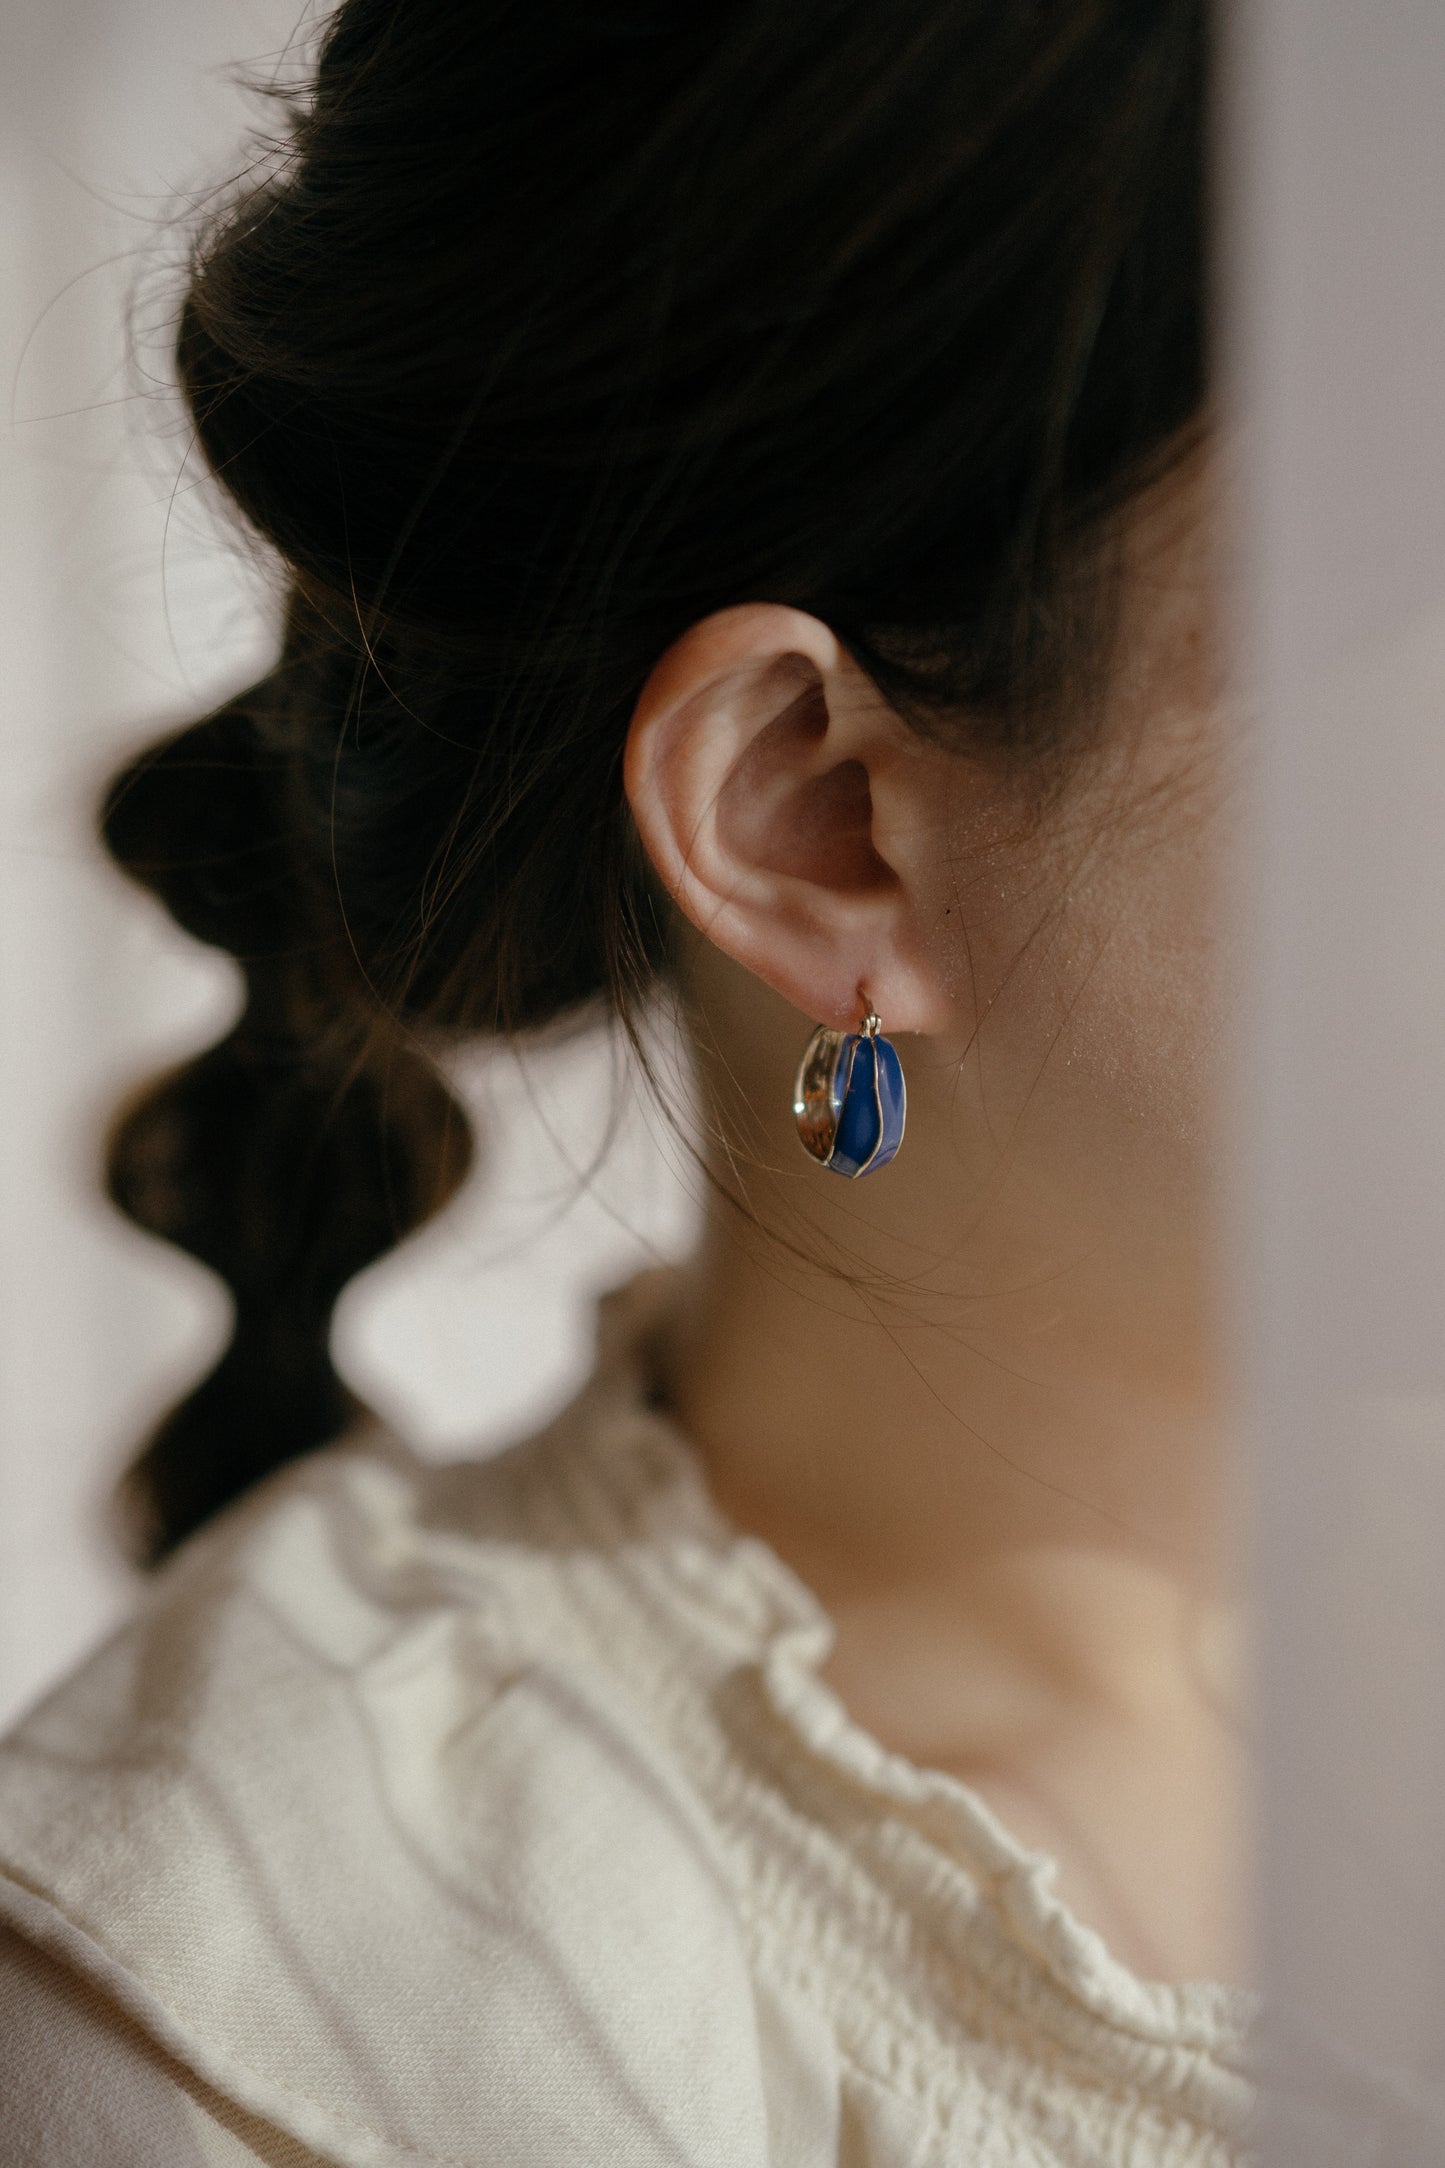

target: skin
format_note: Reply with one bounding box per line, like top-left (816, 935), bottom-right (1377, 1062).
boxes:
top-left (623, 448), bottom-right (1249, 1988)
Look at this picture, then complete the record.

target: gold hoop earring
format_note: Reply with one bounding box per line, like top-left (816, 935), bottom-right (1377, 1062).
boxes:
top-left (792, 999), bottom-right (906, 1178)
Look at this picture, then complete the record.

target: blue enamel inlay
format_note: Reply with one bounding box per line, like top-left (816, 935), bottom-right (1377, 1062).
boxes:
top-left (824, 1030), bottom-right (906, 1178)
top-left (868, 1033), bottom-right (906, 1173)
top-left (829, 1036), bottom-right (880, 1177)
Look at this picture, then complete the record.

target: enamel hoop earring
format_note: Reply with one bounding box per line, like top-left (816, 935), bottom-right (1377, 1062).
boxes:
top-left (792, 999), bottom-right (906, 1178)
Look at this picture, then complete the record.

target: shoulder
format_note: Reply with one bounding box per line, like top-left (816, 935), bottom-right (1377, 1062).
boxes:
top-left (0, 1425), bottom-right (774, 2168)
top-left (0, 1921), bottom-right (322, 2165)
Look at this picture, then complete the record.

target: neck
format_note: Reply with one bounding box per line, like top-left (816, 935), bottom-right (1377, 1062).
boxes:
top-left (656, 945), bottom-right (1244, 1733)
top-left (655, 1015), bottom-right (1248, 1983)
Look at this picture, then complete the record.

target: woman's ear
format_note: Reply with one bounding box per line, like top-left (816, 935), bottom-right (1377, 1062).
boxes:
top-left (623, 603), bottom-right (956, 1034)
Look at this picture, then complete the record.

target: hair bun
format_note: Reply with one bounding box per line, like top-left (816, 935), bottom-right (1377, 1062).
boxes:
top-left (101, 698), bottom-right (300, 959)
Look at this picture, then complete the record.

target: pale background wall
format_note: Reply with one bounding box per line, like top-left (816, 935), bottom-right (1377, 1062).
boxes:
top-left (0, 0), bottom-right (699, 1734)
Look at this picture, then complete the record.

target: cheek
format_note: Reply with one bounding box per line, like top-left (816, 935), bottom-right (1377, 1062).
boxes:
top-left (945, 453), bottom-right (1231, 1173)
top-left (1051, 851), bottom-right (1224, 1152)
top-left (940, 765), bottom-right (1228, 1174)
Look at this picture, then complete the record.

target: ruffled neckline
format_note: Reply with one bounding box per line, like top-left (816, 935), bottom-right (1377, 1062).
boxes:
top-left (585, 1270), bottom-right (1257, 2070)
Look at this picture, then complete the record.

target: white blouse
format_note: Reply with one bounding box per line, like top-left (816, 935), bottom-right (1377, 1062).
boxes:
top-left (0, 1276), bottom-right (1254, 2165)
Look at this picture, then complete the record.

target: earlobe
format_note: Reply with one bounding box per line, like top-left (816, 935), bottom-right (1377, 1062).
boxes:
top-left (623, 603), bottom-right (955, 1036)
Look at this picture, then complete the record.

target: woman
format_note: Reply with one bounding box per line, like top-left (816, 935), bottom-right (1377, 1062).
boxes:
top-left (0, 0), bottom-right (1249, 2160)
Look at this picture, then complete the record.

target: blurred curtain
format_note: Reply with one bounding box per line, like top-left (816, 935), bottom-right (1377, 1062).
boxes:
top-left (1227, 0), bottom-right (1445, 2152)
top-left (0, 0), bottom-right (696, 1732)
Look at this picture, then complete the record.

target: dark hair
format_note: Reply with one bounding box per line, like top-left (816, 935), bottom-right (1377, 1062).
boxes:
top-left (104, 0), bottom-right (1208, 1564)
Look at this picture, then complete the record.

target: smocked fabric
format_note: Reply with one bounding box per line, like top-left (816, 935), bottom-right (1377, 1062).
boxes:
top-left (0, 1275), bottom-right (1256, 2165)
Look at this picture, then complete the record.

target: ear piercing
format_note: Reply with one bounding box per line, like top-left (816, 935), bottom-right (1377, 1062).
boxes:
top-left (792, 996), bottom-right (906, 1177)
